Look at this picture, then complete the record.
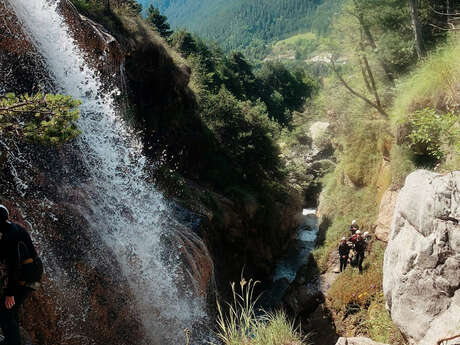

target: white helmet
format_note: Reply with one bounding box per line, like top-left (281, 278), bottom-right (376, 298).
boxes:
top-left (341, 237), bottom-right (346, 241)
top-left (355, 230), bottom-right (361, 235)
top-left (363, 231), bottom-right (369, 237)
top-left (351, 219), bottom-right (357, 225)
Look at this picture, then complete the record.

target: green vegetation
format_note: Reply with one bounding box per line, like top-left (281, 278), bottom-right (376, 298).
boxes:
top-left (145, 4), bottom-right (172, 38)
top-left (306, 0), bottom-right (459, 343)
top-left (0, 93), bottom-right (81, 145)
top-left (268, 33), bottom-right (320, 62)
top-left (215, 279), bottom-right (308, 345)
top-left (67, 1), bottom-right (460, 343)
top-left (140, 0), bottom-right (324, 60)
top-left (407, 108), bottom-right (459, 160)
top-left (171, 31), bottom-right (318, 126)
top-left (327, 242), bottom-right (405, 343)
top-left (72, 0), bottom-right (142, 19)
top-left (391, 38), bottom-right (460, 170)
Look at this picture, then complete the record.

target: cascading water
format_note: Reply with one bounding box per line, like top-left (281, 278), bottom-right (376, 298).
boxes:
top-left (6, 0), bottom-right (210, 344)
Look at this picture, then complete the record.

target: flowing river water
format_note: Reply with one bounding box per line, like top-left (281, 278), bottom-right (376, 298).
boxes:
top-left (262, 209), bottom-right (319, 306)
top-left (6, 0), bottom-right (210, 344)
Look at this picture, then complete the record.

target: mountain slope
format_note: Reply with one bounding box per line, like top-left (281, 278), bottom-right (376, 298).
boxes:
top-left (137, 0), bottom-right (324, 57)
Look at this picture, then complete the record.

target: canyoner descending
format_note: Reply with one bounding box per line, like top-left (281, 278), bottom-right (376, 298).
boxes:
top-left (4, 0), bottom-right (213, 344)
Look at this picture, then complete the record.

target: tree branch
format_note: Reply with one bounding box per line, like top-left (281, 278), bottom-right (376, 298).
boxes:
top-left (361, 53), bottom-right (382, 110)
top-left (331, 59), bottom-right (388, 118)
top-left (437, 334), bottom-right (460, 345)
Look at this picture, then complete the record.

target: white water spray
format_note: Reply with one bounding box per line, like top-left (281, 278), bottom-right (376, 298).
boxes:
top-left (6, 0), bottom-right (209, 343)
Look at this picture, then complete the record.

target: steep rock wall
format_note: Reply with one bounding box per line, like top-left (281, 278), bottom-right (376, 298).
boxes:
top-left (383, 170), bottom-right (460, 345)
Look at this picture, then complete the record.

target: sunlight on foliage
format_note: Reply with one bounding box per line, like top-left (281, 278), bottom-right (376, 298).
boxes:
top-left (0, 93), bottom-right (81, 145)
top-left (407, 108), bottom-right (459, 160)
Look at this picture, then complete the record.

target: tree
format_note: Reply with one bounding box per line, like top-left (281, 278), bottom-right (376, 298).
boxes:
top-left (170, 30), bottom-right (198, 57)
top-left (146, 5), bottom-right (172, 39)
top-left (0, 93), bottom-right (81, 145)
top-left (350, 0), bottom-right (395, 84)
top-left (331, 58), bottom-right (388, 118)
top-left (199, 87), bottom-right (282, 182)
top-left (409, 0), bottom-right (425, 58)
top-left (256, 62), bottom-right (315, 125)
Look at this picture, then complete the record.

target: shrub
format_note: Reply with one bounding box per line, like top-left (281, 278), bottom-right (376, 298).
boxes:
top-left (407, 108), bottom-right (459, 160)
top-left (0, 93), bottom-right (81, 145)
top-left (365, 295), bottom-right (406, 344)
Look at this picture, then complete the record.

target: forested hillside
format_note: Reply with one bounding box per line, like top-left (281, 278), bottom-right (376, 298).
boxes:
top-left (137, 0), bottom-right (331, 59)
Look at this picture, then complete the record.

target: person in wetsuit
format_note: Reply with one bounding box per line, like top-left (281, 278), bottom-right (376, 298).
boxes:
top-left (350, 230), bottom-right (365, 274)
top-left (338, 237), bottom-right (350, 272)
top-left (349, 219), bottom-right (359, 236)
top-left (0, 205), bottom-right (43, 345)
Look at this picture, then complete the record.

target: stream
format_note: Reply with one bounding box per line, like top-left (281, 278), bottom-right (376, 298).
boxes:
top-left (261, 209), bottom-right (319, 306)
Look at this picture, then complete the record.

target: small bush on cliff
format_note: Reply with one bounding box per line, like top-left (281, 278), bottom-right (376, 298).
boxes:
top-left (392, 37), bottom-right (460, 172)
top-left (407, 108), bottom-right (459, 160)
top-left (0, 93), bottom-right (81, 145)
top-left (215, 278), bottom-right (308, 345)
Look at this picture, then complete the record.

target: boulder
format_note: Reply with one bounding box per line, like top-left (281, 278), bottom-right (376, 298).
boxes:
top-left (310, 121), bottom-right (330, 143)
top-left (335, 337), bottom-right (388, 345)
top-left (383, 170), bottom-right (460, 345)
top-left (375, 189), bottom-right (399, 242)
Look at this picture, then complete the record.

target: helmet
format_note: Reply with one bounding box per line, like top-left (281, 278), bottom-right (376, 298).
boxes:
top-left (341, 237), bottom-right (346, 241)
top-left (355, 230), bottom-right (361, 235)
top-left (0, 205), bottom-right (9, 222)
top-left (363, 231), bottom-right (369, 237)
top-left (351, 220), bottom-right (357, 225)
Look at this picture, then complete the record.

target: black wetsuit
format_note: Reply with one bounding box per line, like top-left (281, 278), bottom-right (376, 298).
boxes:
top-left (0, 222), bottom-right (42, 345)
top-left (353, 237), bottom-right (366, 273)
top-left (338, 242), bottom-right (350, 272)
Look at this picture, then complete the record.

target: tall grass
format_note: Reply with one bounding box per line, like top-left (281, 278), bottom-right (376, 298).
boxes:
top-left (391, 36), bottom-right (460, 173)
top-left (392, 36), bottom-right (460, 121)
top-left (214, 279), bottom-right (308, 345)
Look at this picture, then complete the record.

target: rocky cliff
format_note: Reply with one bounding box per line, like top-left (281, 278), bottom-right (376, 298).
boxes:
top-left (383, 170), bottom-right (460, 345)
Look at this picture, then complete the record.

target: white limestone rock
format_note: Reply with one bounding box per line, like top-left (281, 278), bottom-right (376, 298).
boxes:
top-left (335, 337), bottom-right (388, 345)
top-left (383, 170), bottom-right (460, 345)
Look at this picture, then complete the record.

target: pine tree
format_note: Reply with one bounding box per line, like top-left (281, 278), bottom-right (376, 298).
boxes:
top-left (146, 5), bottom-right (172, 39)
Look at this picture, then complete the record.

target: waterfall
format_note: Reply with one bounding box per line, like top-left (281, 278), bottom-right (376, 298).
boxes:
top-left (6, 0), bottom-right (210, 344)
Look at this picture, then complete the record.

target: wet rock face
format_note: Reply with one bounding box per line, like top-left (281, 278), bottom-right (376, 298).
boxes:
top-left (199, 189), bottom-right (302, 294)
top-left (57, 0), bottom-right (124, 85)
top-left (0, 2), bottom-right (52, 94)
top-left (0, 198), bottom-right (146, 345)
top-left (383, 170), bottom-right (460, 345)
top-left (0, 4), bottom-right (144, 344)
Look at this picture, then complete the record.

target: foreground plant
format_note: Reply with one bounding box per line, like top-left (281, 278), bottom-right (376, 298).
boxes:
top-left (214, 278), bottom-right (307, 345)
top-left (0, 92), bottom-right (81, 145)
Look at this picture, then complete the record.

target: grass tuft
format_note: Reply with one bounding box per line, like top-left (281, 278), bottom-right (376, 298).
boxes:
top-left (214, 279), bottom-right (308, 345)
